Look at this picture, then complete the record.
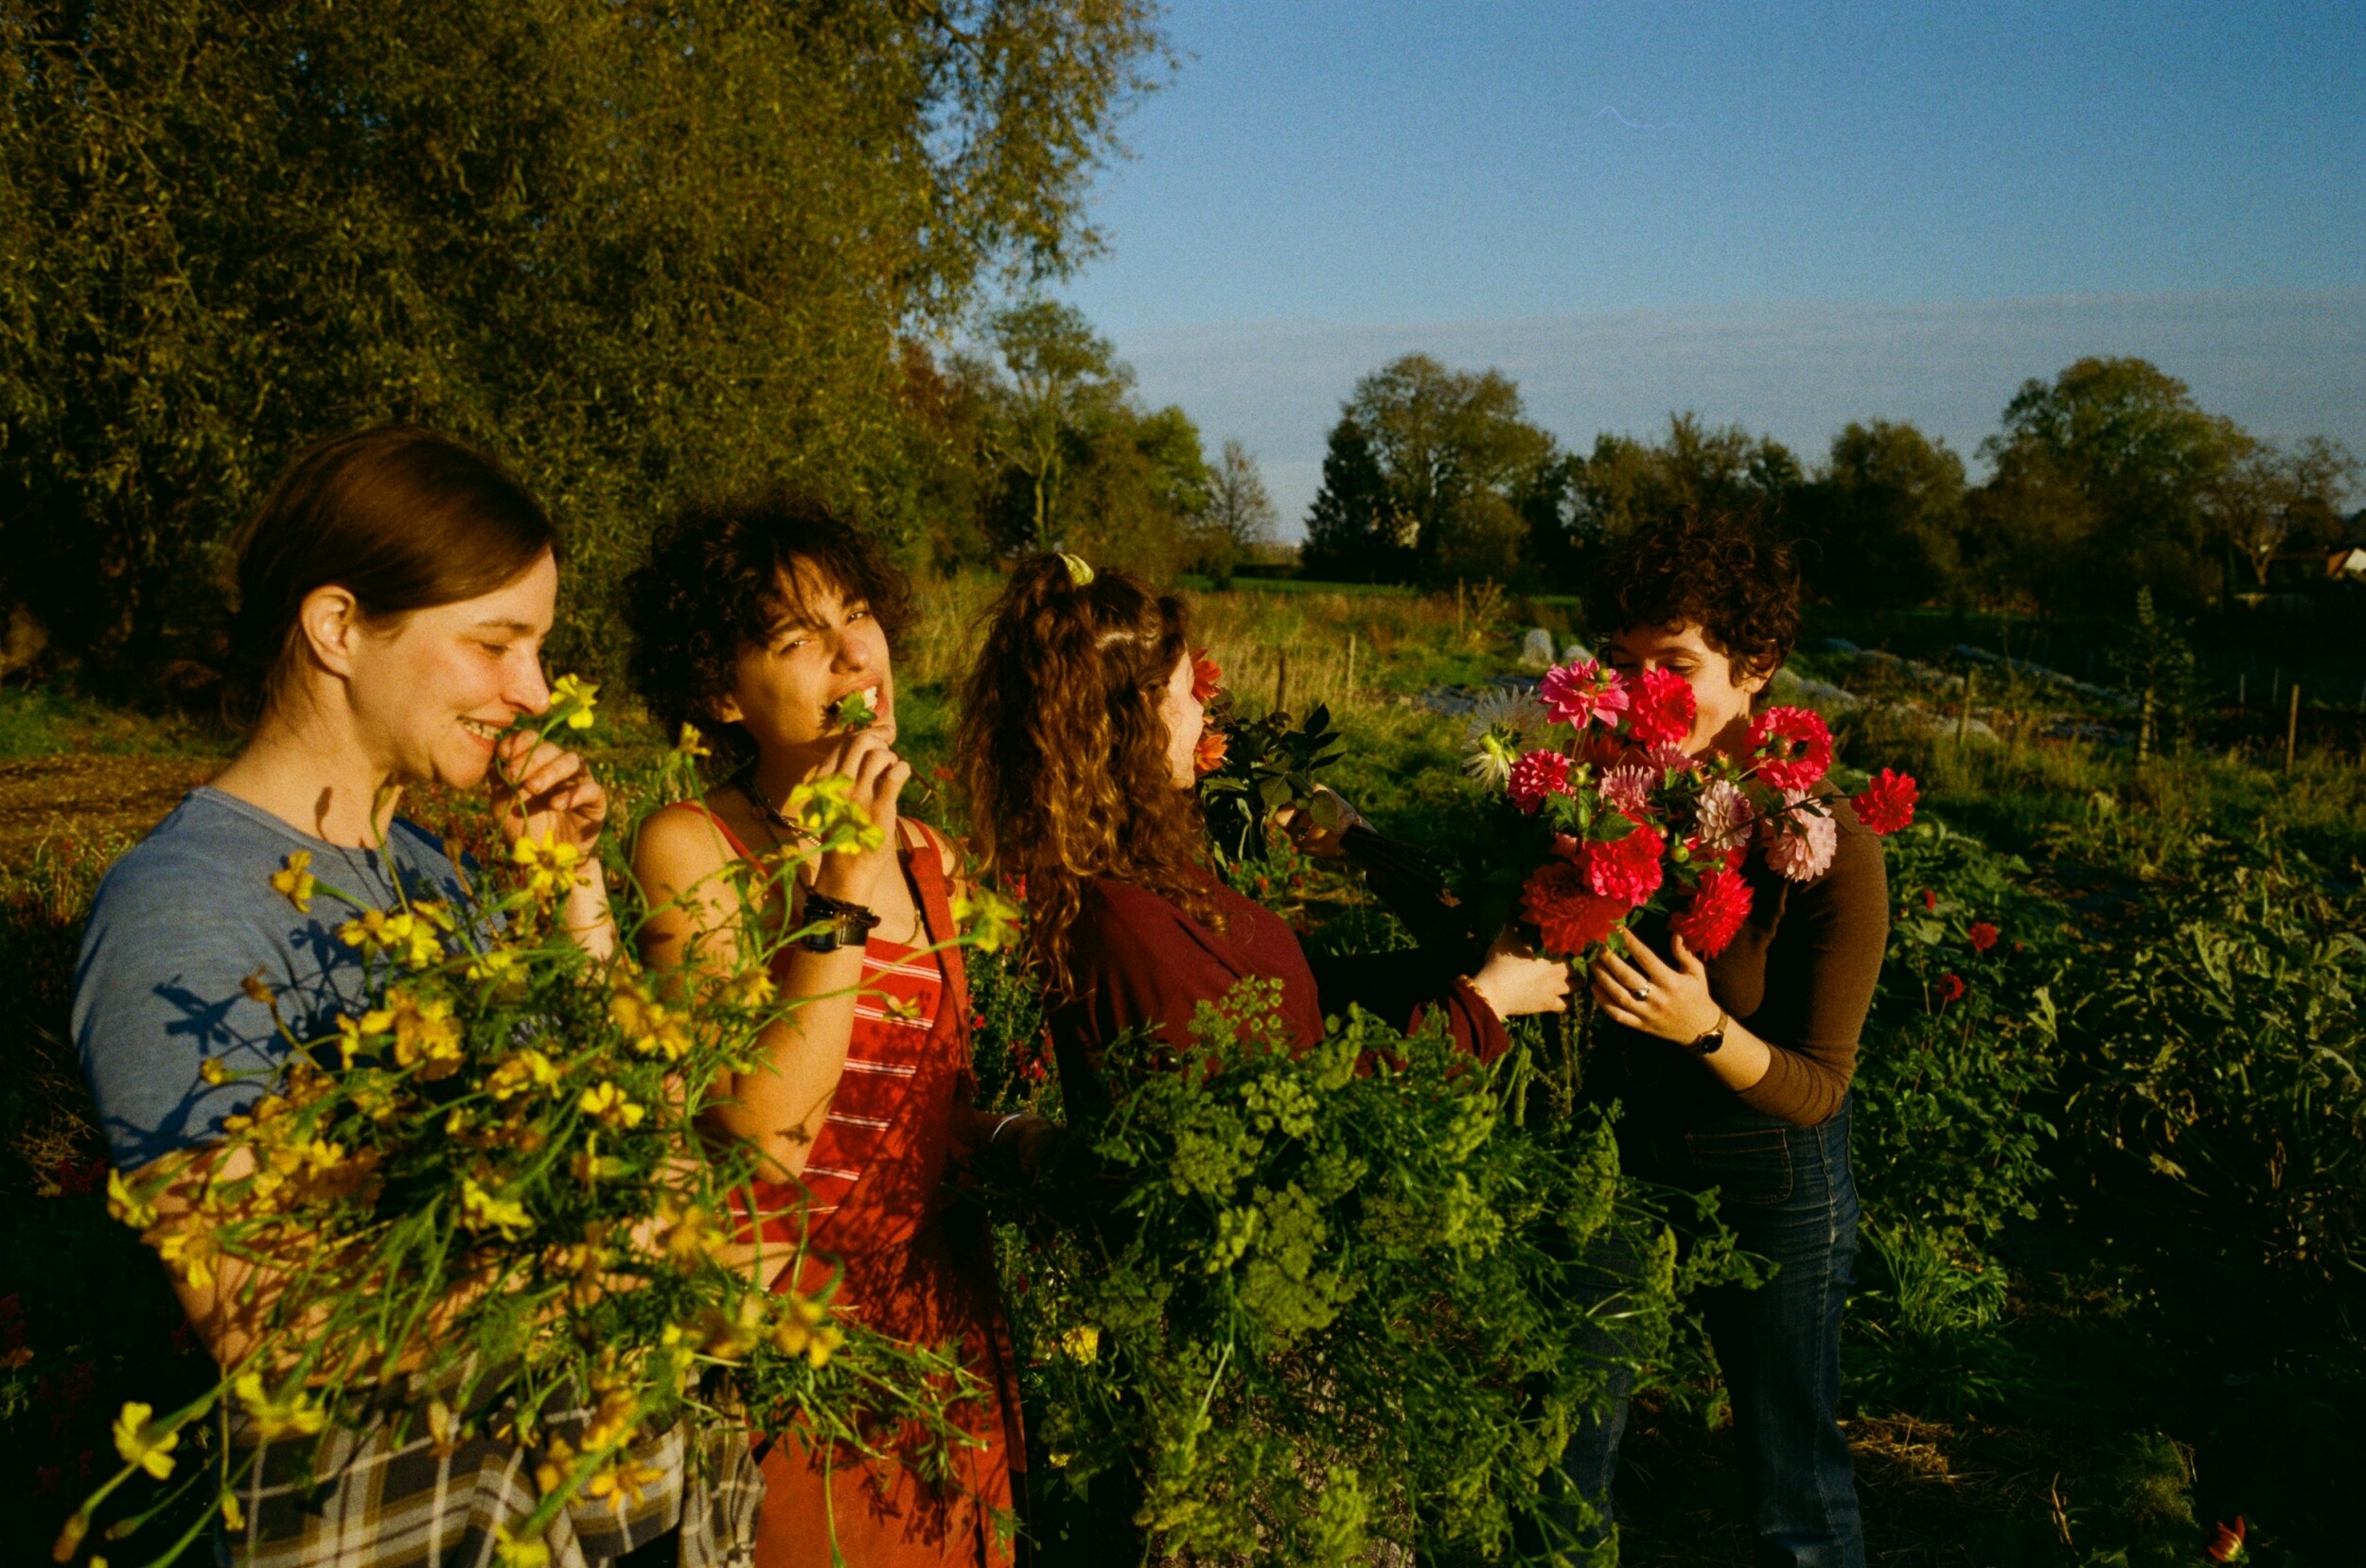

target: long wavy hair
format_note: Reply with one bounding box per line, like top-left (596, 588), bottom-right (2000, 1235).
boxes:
top-left (956, 555), bottom-right (1223, 994)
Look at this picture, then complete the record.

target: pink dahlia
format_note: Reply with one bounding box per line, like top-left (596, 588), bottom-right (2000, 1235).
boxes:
top-left (1521, 860), bottom-right (1628, 956)
top-left (1597, 762), bottom-right (1656, 816)
top-left (1850, 767), bottom-right (1918, 835)
top-left (1759, 790), bottom-right (1838, 882)
top-left (1541, 659), bottom-right (1630, 730)
top-left (1507, 749), bottom-right (1574, 814)
top-left (1747, 706), bottom-right (1834, 791)
top-left (1580, 817), bottom-right (1666, 905)
top-left (1627, 668), bottom-right (1697, 749)
top-left (1670, 866), bottom-right (1754, 958)
top-left (1691, 778), bottom-right (1757, 855)
top-left (1643, 741), bottom-right (1700, 776)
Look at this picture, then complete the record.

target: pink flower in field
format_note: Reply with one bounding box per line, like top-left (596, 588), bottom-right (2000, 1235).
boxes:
top-left (1670, 867), bottom-right (1754, 958)
top-left (1760, 789), bottom-right (1837, 882)
top-left (1597, 762), bottom-right (1656, 815)
top-left (1691, 778), bottom-right (1757, 855)
top-left (1541, 659), bottom-right (1630, 730)
top-left (1581, 817), bottom-right (1666, 905)
top-left (1627, 668), bottom-right (1697, 748)
top-left (1507, 749), bottom-right (1574, 814)
top-left (1748, 706), bottom-right (1835, 791)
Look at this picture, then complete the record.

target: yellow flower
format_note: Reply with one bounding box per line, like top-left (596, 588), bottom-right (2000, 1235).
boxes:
top-left (106, 1168), bottom-right (156, 1229)
top-left (673, 721), bottom-right (711, 761)
top-left (221, 1489), bottom-right (245, 1530)
top-left (770, 1294), bottom-right (845, 1367)
top-left (199, 1056), bottom-right (234, 1086)
top-left (270, 852), bottom-right (316, 912)
top-left (112, 1401), bottom-right (178, 1479)
top-left (512, 832), bottom-right (583, 899)
top-left (494, 1525), bottom-right (552, 1568)
top-left (382, 985), bottom-right (466, 1081)
top-left (951, 885), bottom-right (1023, 955)
top-left (338, 907), bottom-right (443, 967)
top-left (548, 674), bottom-right (599, 731)
top-left (722, 968), bottom-right (776, 1009)
top-left (584, 1458), bottom-right (668, 1517)
top-left (232, 1370), bottom-right (327, 1440)
top-left (609, 978), bottom-right (692, 1062)
top-left (781, 774), bottom-right (886, 857)
top-left (460, 1177), bottom-right (533, 1239)
top-left (1059, 1325), bottom-right (1101, 1365)
top-left (486, 1047), bottom-right (559, 1101)
top-left (577, 1081), bottom-right (644, 1130)
top-left (654, 1193), bottom-right (724, 1270)
top-left (154, 1222), bottom-right (221, 1290)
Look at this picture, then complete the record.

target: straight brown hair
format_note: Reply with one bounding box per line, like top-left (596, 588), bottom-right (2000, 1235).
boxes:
top-left (226, 427), bottom-right (560, 726)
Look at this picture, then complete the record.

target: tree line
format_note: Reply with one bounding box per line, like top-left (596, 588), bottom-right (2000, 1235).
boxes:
top-left (1301, 352), bottom-right (2362, 616)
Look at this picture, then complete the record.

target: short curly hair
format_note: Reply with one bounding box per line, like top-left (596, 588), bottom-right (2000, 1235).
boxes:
top-left (623, 490), bottom-right (912, 770)
top-left (1584, 508), bottom-right (1801, 682)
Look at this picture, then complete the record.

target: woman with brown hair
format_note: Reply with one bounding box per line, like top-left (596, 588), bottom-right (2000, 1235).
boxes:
top-left (74, 427), bottom-right (756, 1565)
top-left (954, 554), bottom-right (1572, 1122)
top-left (1548, 508), bottom-right (1886, 1568)
top-left (625, 492), bottom-right (1026, 1568)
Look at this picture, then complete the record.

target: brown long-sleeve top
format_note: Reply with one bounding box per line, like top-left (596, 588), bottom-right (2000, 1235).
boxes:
top-left (1599, 784), bottom-right (1890, 1129)
top-left (1049, 876), bottom-right (1509, 1111)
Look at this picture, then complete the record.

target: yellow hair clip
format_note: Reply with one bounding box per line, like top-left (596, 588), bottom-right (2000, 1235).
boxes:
top-left (1057, 552), bottom-right (1096, 588)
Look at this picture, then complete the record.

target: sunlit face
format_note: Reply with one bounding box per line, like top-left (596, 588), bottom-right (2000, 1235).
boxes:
top-left (344, 551), bottom-right (559, 788)
top-left (1156, 651), bottom-right (1206, 789)
top-left (712, 560), bottom-right (895, 760)
top-left (1604, 622), bottom-right (1769, 757)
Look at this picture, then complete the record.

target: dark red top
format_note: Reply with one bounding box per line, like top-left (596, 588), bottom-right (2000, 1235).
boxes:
top-left (1050, 876), bottom-right (1509, 1101)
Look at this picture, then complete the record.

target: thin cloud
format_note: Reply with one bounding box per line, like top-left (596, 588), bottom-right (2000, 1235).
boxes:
top-left (1594, 105), bottom-right (1679, 132)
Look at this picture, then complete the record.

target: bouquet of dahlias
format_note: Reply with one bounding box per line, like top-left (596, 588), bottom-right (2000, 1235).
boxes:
top-left (63, 710), bottom-right (990, 1567)
top-left (1465, 659), bottom-right (1920, 962)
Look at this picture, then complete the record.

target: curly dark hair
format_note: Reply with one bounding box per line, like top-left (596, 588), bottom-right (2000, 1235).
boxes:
top-left (1584, 508), bottom-right (1801, 682)
top-left (954, 555), bottom-right (1223, 995)
top-left (623, 490), bottom-right (912, 769)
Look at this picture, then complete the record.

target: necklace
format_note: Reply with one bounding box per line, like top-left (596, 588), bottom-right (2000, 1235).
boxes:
top-left (736, 773), bottom-right (817, 842)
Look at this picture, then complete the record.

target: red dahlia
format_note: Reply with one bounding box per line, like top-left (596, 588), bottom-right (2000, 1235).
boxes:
top-left (1627, 668), bottom-right (1697, 748)
top-left (1670, 866), bottom-right (1754, 958)
top-left (1850, 767), bottom-right (1918, 835)
top-left (1935, 972), bottom-right (1967, 1006)
top-left (1521, 860), bottom-right (1629, 956)
top-left (1580, 818), bottom-right (1666, 905)
top-left (1968, 921), bottom-right (1999, 953)
top-left (1507, 749), bottom-right (1574, 814)
top-left (1748, 706), bottom-right (1834, 791)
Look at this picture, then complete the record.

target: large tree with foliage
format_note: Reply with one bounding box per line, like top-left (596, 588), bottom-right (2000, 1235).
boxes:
top-left (1300, 354), bottom-right (1557, 585)
top-left (1969, 357), bottom-right (2245, 613)
top-left (0, 0), bottom-right (1165, 678)
top-left (1787, 420), bottom-right (1969, 610)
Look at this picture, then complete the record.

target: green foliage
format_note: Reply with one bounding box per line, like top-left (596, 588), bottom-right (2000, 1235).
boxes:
top-left (0, 0), bottom-right (1165, 677)
top-left (1198, 701), bottom-right (1348, 864)
top-left (1786, 419), bottom-right (1969, 611)
top-left (979, 982), bottom-right (1740, 1564)
top-left (2067, 847), bottom-right (2366, 1291)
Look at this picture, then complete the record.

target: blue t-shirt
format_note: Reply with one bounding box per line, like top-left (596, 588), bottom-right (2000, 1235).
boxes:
top-left (74, 786), bottom-right (474, 1171)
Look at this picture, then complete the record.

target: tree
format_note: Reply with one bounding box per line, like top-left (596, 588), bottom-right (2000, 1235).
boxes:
top-left (1300, 355), bottom-right (1557, 585)
top-left (1192, 440), bottom-right (1278, 587)
top-left (981, 298), bottom-right (1135, 551)
top-left (1972, 358), bottom-right (2245, 613)
top-left (1788, 420), bottom-right (1969, 609)
top-left (0, 0), bottom-right (1166, 678)
top-left (1300, 416), bottom-right (1402, 581)
top-left (2209, 434), bottom-right (2362, 590)
top-left (1554, 414), bottom-right (1801, 587)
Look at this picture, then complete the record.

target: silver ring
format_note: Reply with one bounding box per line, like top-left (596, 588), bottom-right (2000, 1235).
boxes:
top-left (1630, 984), bottom-right (1652, 1002)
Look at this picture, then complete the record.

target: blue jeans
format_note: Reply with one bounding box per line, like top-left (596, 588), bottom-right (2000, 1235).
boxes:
top-left (1550, 1098), bottom-right (1865, 1567)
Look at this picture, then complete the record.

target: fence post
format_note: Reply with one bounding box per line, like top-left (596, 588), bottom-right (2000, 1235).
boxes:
top-left (1346, 633), bottom-right (1357, 698)
top-left (1275, 647), bottom-right (1290, 717)
top-left (1956, 668), bottom-right (1976, 749)
top-left (2286, 683), bottom-right (2301, 771)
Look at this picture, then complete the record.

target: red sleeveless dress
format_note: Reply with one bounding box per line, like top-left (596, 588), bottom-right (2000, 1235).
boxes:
top-left (660, 804), bottom-right (1024, 1568)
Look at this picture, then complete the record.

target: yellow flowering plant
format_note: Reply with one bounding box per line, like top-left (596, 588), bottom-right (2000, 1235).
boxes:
top-left (62, 725), bottom-right (983, 1565)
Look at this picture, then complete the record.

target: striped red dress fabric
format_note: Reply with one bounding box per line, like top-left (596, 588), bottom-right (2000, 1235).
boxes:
top-left (656, 804), bottom-right (1022, 1568)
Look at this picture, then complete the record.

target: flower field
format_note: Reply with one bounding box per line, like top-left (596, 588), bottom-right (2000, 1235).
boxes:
top-left (1, 582), bottom-right (2360, 1564)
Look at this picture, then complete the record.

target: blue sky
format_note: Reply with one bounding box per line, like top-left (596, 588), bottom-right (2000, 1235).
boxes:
top-left (1051, 1), bottom-right (2366, 533)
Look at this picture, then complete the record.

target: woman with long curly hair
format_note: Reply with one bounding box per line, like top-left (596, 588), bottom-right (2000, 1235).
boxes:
top-left (955, 554), bottom-right (1572, 1112)
top-left (625, 492), bottom-right (1029, 1568)
top-left (1544, 508), bottom-right (1887, 1567)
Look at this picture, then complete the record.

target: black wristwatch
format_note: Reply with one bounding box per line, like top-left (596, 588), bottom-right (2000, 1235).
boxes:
top-left (1686, 1010), bottom-right (1729, 1057)
top-left (797, 887), bottom-right (883, 954)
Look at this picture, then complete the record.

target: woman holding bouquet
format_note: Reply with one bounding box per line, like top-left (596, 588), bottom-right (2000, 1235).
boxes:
top-left (1550, 509), bottom-right (1887, 1568)
top-left (626, 494), bottom-right (1026, 1568)
top-left (73, 427), bottom-right (753, 1564)
top-left (954, 553), bottom-right (1572, 1119)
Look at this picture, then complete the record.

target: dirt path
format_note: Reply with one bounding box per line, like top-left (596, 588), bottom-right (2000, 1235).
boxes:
top-left (0, 754), bottom-right (217, 864)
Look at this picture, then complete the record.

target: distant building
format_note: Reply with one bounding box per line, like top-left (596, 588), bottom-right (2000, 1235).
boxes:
top-left (2329, 546), bottom-right (2366, 583)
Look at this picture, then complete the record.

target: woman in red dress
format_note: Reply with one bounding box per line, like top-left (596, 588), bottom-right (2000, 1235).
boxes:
top-left (953, 554), bottom-right (1574, 1127)
top-left (626, 493), bottom-right (1026, 1568)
